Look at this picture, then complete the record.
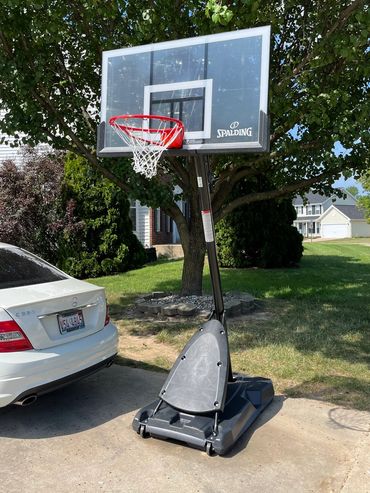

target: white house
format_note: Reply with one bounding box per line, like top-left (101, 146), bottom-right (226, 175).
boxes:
top-left (319, 204), bottom-right (370, 238)
top-left (293, 189), bottom-right (370, 239)
top-left (293, 190), bottom-right (357, 237)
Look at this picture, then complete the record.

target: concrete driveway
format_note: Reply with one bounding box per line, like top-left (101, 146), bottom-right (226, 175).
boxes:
top-left (1, 365), bottom-right (369, 493)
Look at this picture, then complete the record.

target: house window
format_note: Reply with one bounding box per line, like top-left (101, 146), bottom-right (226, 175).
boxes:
top-left (154, 208), bottom-right (161, 232)
top-left (307, 206), bottom-right (312, 215)
top-left (317, 223), bottom-right (320, 234)
top-left (166, 215), bottom-right (172, 233)
top-left (129, 199), bottom-right (137, 231)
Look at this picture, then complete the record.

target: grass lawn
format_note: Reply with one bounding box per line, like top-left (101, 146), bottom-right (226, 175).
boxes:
top-left (90, 240), bottom-right (370, 411)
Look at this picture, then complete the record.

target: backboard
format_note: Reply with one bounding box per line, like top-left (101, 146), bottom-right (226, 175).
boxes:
top-left (98, 26), bottom-right (271, 157)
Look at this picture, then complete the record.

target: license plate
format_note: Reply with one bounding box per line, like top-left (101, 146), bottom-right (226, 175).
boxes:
top-left (58, 310), bottom-right (85, 334)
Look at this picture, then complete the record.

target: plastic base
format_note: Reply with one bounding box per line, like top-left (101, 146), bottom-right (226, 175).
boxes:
top-left (133, 374), bottom-right (274, 456)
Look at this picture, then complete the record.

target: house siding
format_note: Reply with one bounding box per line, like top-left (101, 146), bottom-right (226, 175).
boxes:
top-left (351, 222), bottom-right (370, 238)
top-left (1, 110), bottom-right (50, 164)
top-left (320, 209), bottom-right (349, 225)
top-left (320, 209), bottom-right (349, 238)
top-left (135, 203), bottom-right (150, 247)
top-left (0, 111), bottom-right (21, 163)
top-left (0, 144), bottom-right (20, 163)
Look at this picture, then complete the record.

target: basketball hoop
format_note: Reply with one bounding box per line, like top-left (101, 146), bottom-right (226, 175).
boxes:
top-left (109, 114), bottom-right (184, 179)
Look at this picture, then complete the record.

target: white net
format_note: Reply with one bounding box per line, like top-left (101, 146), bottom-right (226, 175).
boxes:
top-left (110, 116), bottom-right (184, 179)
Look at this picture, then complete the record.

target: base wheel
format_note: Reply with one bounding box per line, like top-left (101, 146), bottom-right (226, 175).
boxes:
top-left (206, 442), bottom-right (214, 456)
top-left (138, 425), bottom-right (148, 438)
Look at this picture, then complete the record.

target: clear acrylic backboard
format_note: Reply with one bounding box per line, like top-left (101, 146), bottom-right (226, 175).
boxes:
top-left (98, 26), bottom-right (271, 157)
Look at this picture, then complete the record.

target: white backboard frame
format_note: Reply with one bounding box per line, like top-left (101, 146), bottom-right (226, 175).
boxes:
top-left (98, 26), bottom-right (271, 157)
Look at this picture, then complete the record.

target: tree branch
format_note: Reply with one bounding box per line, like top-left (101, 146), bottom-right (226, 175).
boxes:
top-left (211, 139), bottom-right (324, 217)
top-left (162, 155), bottom-right (190, 191)
top-left (215, 169), bottom-right (341, 222)
top-left (2, 31), bottom-right (130, 193)
top-left (324, 0), bottom-right (364, 38)
top-left (29, 87), bottom-right (132, 191)
top-left (55, 46), bottom-right (96, 135)
top-left (277, 0), bottom-right (365, 89)
top-left (212, 165), bottom-right (264, 216)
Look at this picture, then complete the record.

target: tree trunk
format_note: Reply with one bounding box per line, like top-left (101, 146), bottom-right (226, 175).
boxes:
top-left (163, 157), bottom-right (207, 296)
top-left (180, 210), bottom-right (206, 295)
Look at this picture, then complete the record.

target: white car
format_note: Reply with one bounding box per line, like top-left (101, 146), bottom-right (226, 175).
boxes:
top-left (0, 243), bottom-right (118, 407)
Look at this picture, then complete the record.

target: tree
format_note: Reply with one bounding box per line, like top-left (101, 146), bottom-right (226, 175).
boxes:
top-left (0, 1), bottom-right (368, 294)
top-left (346, 185), bottom-right (359, 198)
top-left (216, 178), bottom-right (303, 268)
top-left (358, 171), bottom-right (370, 222)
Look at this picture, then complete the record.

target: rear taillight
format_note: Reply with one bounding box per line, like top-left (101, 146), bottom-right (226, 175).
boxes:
top-left (104, 304), bottom-right (110, 326)
top-left (0, 319), bottom-right (34, 352)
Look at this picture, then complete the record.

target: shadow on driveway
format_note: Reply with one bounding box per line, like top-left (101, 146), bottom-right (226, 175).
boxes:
top-left (0, 364), bottom-right (167, 440)
top-left (0, 363), bottom-right (284, 455)
top-left (224, 394), bottom-right (285, 458)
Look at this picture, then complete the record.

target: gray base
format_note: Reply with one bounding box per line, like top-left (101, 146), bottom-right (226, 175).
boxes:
top-left (133, 374), bottom-right (274, 456)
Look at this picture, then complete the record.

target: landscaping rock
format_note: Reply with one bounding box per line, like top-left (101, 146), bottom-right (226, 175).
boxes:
top-left (199, 310), bottom-right (211, 320)
top-left (138, 302), bottom-right (161, 315)
top-left (241, 295), bottom-right (256, 314)
top-left (161, 304), bottom-right (179, 316)
top-left (151, 291), bottom-right (167, 299)
top-left (176, 303), bottom-right (197, 317)
top-left (131, 292), bottom-right (257, 320)
top-left (224, 300), bottom-right (242, 317)
top-left (135, 302), bottom-right (147, 313)
top-left (135, 297), bottom-right (146, 304)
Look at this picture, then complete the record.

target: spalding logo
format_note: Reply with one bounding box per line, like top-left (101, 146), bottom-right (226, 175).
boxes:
top-left (217, 121), bottom-right (252, 138)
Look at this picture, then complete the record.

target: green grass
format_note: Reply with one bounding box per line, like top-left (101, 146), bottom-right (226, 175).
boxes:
top-left (90, 241), bottom-right (370, 410)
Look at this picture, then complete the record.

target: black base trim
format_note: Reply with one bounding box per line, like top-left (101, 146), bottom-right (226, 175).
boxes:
top-left (133, 375), bottom-right (274, 456)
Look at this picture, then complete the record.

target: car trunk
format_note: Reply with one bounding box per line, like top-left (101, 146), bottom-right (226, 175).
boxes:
top-left (0, 279), bottom-right (107, 350)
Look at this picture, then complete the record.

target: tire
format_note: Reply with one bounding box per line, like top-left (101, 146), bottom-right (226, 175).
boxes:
top-left (138, 425), bottom-right (148, 438)
top-left (206, 442), bottom-right (214, 456)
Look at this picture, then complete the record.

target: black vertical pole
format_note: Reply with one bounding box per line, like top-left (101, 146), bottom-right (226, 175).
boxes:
top-left (194, 154), bottom-right (224, 323)
top-left (194, 154), bottom-right (234, 381)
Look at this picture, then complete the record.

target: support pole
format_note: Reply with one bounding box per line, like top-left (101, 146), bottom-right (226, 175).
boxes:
top-left (194, 154), bottom-right (224, 323)
top-left (194, 154), bottom-right (233, 381)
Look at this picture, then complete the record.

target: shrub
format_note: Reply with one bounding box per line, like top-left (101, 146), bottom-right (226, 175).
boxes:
top-left (0, 148), bottom-right (146, 277)
top-left (216, 179), bottom-right (303, 269)
top-left (0, 148), bottom-right (79, 264)
top-left (58, 153), bottom-right (146, 277)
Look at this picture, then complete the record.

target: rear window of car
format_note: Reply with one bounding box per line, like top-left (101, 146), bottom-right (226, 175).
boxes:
top-left (0, 247), bottom-right (67, 289)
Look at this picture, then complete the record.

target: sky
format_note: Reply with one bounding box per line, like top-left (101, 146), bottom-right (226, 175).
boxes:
top-left (333, 175), bottom-right (365, 195)
top-left (332, 141), bottom-right (365, 195)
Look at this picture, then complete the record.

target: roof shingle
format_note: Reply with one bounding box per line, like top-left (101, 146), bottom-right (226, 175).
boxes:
top-left (333, 205), bottom-right (365, 220)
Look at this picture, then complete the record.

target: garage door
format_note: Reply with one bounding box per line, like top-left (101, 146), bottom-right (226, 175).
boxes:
top-left (321, 224), bottom-right (349, 238)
